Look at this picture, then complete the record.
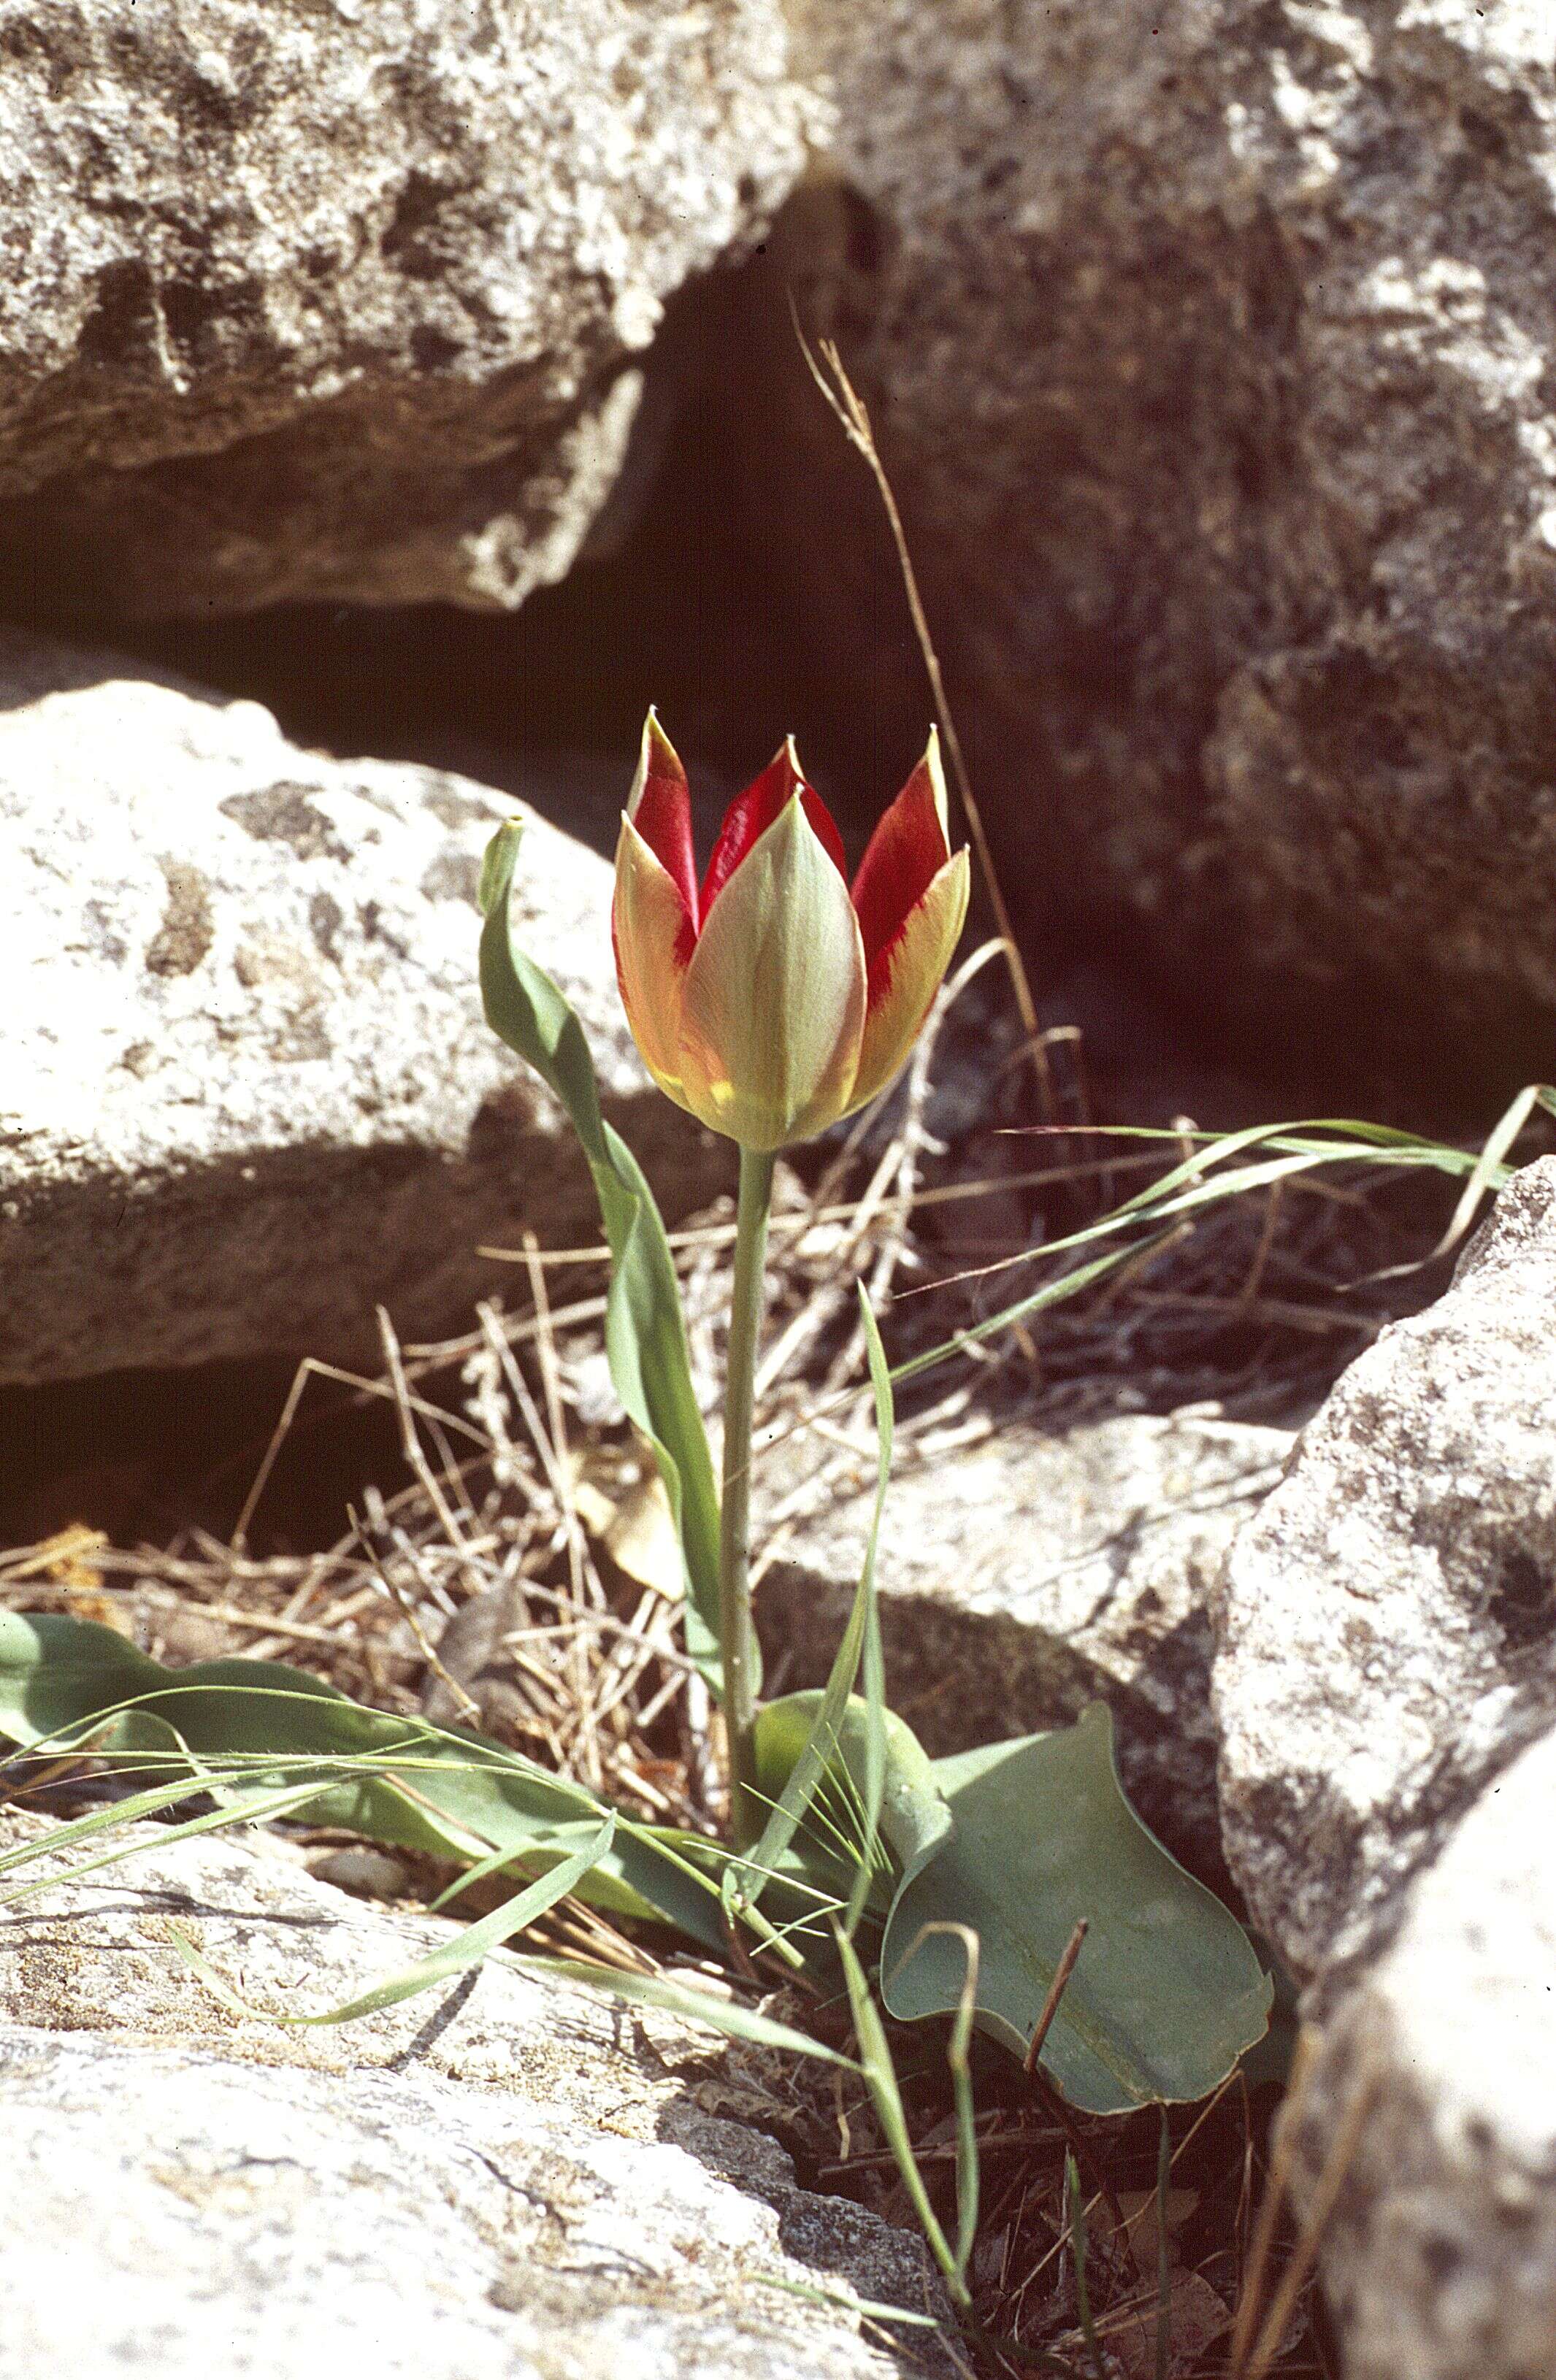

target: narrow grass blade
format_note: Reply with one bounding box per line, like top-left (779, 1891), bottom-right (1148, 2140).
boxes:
top-left (0, 1767), bottom-right (315, 1875)
top-left (834, 1923), bottom-right (967, 2309)
top-left (1067, 2153), bottom-right (1103, 2380)
top-left (751, 2273), bottom-right (942, 2328)
top-left (510, 1951), bottom-right (856, 2064)
top-left (751, 1692), bottom-right (950, 1941)
top-left (1155, 2105), bottom-right (1172, 2380)
top-left (894, 1920), bottom-right (981, 2286)
top-left (894, 1095), bottom-right (1556, 1383)
top-left (0, 1616), bottom-right (732, 1949)
top-left (891, 1229), bottom-right (1179, 1384)
top-left (849, 1289), bottom-right (892, 1939)
top-left (738, 1291), bottom-right (896, 1927)
top-left (1367, 1080), bottom-right (1556, 1279)
top-left (0, 1778), bottom-right (334, 1908)
top-left (175, 1816), bottom-right (616, 2027)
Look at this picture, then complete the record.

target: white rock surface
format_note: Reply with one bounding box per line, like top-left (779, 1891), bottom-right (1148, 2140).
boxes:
top-left (754, 1408), bottom-right (1291, 1873)
top-left (1214, 1157), bottom-right (1556, 1980)
top-left (0, 1813), bottom-right (940, 2379)
top-left (1292, 1723), bottom-right (1556, 2380)
top-left (0, 0), bottom-right (818, 613)
top-left (0, 631), bottom-right (728, 1383)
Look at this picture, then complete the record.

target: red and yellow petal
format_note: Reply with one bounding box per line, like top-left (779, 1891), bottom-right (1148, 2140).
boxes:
top-left (677, 794), bottom-right (867, 1152)
top-left (626, 709), bottom-right (700, 932)
top-left (613, 812), bottom-right (696, 1106)
top-left (847, 847), bottom-right (970, 1111)
top-left (850, 727), bottom-right (954, 1005)
top-left (700, 738), bottom-right (848, 918)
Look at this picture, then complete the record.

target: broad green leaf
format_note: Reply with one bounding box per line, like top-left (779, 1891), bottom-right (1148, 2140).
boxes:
top-left (0, 1613), bottom-right (729, 1951)
top-left (881, 1705), bottom-right (1271, 2114)
top-left (478, 821), bottom-right (728, 1693)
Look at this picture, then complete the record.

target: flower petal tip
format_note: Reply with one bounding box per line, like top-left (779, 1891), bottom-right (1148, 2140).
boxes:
top-left (849, 846), bottom-right (970, 1110)
top-left (626, 710), bottom-right (698, 923)
top-left (629, 708), bottom-right (688, 817)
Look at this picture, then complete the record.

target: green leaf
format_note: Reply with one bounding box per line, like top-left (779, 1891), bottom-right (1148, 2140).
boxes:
top-left (888, 1920), bottom-right (981, 2285)
top-left (0, 1613), bottom-right (729, 1951)
top-left (881, 1705), bottom-right (1271, 2114)
top-left (478, 818), bottom-right (727, 1694)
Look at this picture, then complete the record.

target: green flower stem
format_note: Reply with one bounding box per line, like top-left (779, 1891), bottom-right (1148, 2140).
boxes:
top-left (720, 1143), bottom-right (775, 1847)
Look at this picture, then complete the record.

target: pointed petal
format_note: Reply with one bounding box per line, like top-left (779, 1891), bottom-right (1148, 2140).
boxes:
top-left (613, 813), bottom-right (695, 1107)
top-left (626, 710), bottom-right (700, 928)
top-left (700, 737), bottom-right (848, 918)
top-left (848, 848), bottom-right (970, 1111)
top-left (851, 727), bottom-right (954, 997)
top-left (677, 794), bottom-right (867, 1152)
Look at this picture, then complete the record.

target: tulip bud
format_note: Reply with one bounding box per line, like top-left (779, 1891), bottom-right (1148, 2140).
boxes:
top-left (612, 713), bottom-right (970, 1153)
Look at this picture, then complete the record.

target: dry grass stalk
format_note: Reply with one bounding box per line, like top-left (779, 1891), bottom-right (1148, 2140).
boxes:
top-left (793, 313), bottom-right (1061, 1133)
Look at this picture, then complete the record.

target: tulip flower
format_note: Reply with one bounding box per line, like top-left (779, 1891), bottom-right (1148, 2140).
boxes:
top-left (613, 714), bottom-right (970, 1154)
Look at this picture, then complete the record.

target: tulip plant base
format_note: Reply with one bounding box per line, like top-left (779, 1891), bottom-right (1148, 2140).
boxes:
top-left (0, 1611), bottom-right (1270, 2118)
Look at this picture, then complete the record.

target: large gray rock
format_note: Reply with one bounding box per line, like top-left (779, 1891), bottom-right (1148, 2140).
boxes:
top-left (1291, 1721), bottom-right (1556, 2380)
top-left (1212, 1162), bottom-right (1556, 2376)
top-left (1214, 1156), bottom-right (1556, 1981)
top-left (769, 0), bottom-right (1556, 1057)
top-left (0, 1813), bottom-right (938, 2377)
top-left (0, 632), bottom-right (729, 1384)
top-left (0, 0), bottom-right (816, 614)
top-left (754, 1408), bottom-right (1291, 1873)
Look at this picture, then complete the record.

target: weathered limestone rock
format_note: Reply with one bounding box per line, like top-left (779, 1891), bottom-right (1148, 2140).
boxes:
top-left (0, 631), bottom-right (729, 1384)
top-left (1214, 1160), bottom-right (1556, 2380)
top-left (769, 0), bottom-right (1556, 1060)
top-left (0, 0), bottom-right (817, 613)
top-left (754, 1408), bottom-right (1291, 1873)
top-left (1291, 1722), bottom-right (1556, 2380)
top-left (0, 1812), bottom-right (940, 2379)
top-left (1214, 1156), bottom-right (1556, 1981)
